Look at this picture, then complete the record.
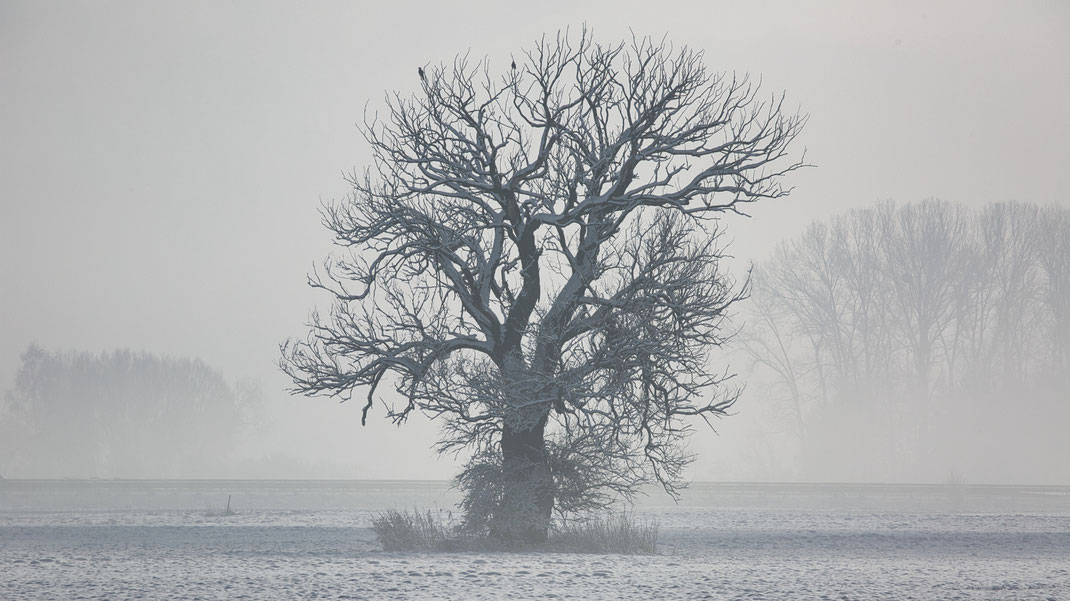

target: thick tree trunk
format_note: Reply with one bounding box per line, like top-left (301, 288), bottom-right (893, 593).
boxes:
top-left (495, 416), bottom-right (553, 545)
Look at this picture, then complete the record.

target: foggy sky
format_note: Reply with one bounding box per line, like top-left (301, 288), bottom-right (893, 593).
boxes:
top-left (1, 0), bottom-right (1068, 481)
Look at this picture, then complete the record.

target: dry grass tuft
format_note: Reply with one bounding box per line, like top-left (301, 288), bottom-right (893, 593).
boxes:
top-left (551, 513), bottom-right (658, 555)
top-left (372, 509), bottom-right (451, 552)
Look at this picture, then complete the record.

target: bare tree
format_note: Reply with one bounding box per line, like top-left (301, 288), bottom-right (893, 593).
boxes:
top-left (1037, 205), bottom-right (1070, 375)
top-left (736, 270), bottom-right (812, 448)
top-left (280, 30), bottom-right (805, 543)
top-left (877, 199), bottom-right (971, 447)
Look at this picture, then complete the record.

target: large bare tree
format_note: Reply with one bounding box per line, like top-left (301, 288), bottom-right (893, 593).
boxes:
top-left (281, 31), bottom-right (805, 543)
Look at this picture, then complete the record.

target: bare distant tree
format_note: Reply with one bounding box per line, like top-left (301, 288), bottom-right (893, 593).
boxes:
top-left (281, 30), bottom-right (805, 542)
top-left (876, 199), bottom-right (971, 439)
top-left (736, 270), bottom-right (811, 443)
top-left (1036, 206), bottom-right (1070, 374)
top-left (976, 203), bottom-right (1044, 382)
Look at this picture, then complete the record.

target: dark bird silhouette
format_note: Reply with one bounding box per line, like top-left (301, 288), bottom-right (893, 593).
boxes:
top-left (418, 67), bottom-right (425, 81)
top-left (511, 60), bottom-right (517, 70)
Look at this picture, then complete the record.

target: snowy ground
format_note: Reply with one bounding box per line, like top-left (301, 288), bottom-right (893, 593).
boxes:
top-left (2, 481), bottom-right (1068, 600)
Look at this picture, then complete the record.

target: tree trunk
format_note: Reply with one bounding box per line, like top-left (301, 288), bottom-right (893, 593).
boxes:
top-left (495, 416), bottom-right (553, 545)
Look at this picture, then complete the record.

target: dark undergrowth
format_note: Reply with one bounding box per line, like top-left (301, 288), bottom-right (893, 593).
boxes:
top-left (372, 509), bottom-right (658, 555)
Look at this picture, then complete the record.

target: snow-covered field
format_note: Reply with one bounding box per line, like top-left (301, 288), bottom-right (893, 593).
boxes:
top-left (2, 480), bottom-right (1068, 600)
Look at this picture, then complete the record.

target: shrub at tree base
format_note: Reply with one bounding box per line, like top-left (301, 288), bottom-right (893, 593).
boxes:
top-left (550, 514), bottom-right (658, 555)
top-left (372, 509), bottom-right (658, 555)
top-left (372, 509), bottom-right (452, 552)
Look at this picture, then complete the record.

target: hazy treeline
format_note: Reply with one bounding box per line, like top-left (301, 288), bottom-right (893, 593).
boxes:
top-left (741, 200), bottom-right (1070, 483)
top-left (0, 346), bottom-right (258, 478)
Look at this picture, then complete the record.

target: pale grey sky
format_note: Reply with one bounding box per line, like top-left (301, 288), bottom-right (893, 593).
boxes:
top-left (2, 0), bottom-right (1068, 479)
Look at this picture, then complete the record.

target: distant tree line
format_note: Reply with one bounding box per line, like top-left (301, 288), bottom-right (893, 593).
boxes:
top-left (740, 200), bottom-right (1070, 482)
top-left (0, 346), bottom-right (257, 478)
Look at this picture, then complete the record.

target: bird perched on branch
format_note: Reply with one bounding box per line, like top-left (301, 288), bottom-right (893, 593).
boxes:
top-left (511, 60), bottom-right (517, 70)
top-left (418, 67), bottom-right (426, 81)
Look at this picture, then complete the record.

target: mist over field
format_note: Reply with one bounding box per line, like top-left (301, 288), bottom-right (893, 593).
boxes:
top-left (1, 1), bottom-right (1068, 599)
top-left (2, 0), bottom-right (1068, 486)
